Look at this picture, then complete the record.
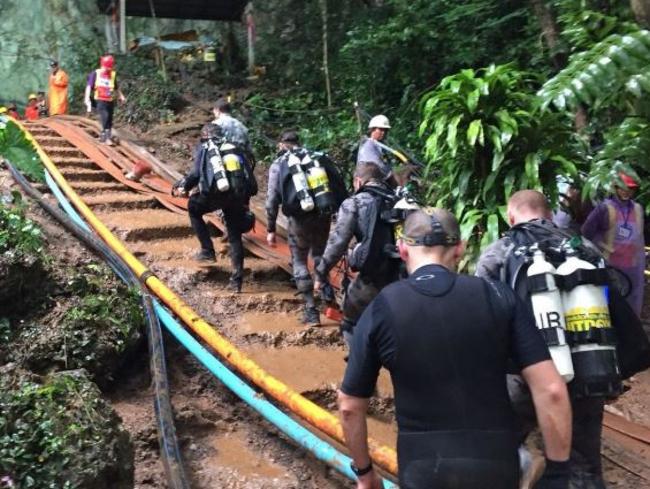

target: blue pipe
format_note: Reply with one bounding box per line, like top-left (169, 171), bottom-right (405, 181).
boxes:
top-left (45, 169), bottom-right (90, 232)
top-left (40, 160), bottom-right (398, 488)
top-left (155, 303), bottom-right (398, 488)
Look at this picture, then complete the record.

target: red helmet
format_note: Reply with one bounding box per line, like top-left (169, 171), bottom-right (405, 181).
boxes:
top-left (618, 172), bottom-right (639, 189)
top-left (100, 55), bottom-right (114, 69)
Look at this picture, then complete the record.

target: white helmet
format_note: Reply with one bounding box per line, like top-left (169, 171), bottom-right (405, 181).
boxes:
top-left (368, 114), bottom-right (391, 130)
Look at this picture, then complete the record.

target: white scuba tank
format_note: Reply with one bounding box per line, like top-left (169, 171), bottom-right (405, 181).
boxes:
top-left (207, 139), bottom-right (230, 192)
top-left (287, 152), bottom-right (315, 212)
top-left (391, 194), bottom-right (420, 241)
top-left (527, 248), bottom-right (574, 382)
top-left (556, 250), bottom-right (621, 397)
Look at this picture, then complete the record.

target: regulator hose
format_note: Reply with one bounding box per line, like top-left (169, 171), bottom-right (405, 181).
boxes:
top-left (4, 160), bottom-right (190, 489)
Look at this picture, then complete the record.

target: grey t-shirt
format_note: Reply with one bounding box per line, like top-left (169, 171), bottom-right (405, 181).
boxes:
top-left (357, 137), bottom-right (390, 176)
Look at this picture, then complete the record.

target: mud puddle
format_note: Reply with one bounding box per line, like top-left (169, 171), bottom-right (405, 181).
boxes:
top-left (199, 430), bottom-right (294, 485)
top-left (239, 310), bottom-right (339, 334)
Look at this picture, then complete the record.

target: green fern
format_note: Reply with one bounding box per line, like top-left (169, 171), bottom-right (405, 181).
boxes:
top-left (538, 30), bottom-right (650, 111)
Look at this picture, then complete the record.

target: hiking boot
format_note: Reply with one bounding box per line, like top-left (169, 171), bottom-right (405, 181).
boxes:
top-left (194, 249), bottom-right (216, 262)
top-left (302, 306), bottom-right (321, 327)
top-left (228, 278), bottom-right (242, 294)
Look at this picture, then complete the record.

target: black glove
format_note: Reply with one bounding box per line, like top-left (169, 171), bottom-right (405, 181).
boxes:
top-left (534, 459), bottom-right (569, 489)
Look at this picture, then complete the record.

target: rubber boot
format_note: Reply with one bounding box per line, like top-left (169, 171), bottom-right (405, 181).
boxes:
top-left (228, 240), bottom-right (244, 294)
top-left (104, 129), bottom-right (113, 146)
top-left (99, 130), bottom-right (106, 143)
top-left (301, 290), bottom-right (320, 327)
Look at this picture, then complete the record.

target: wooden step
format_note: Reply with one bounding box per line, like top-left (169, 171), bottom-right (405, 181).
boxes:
top-left (84, 191), bottom-right (158, 211)
top-left (58, 168), bottom-right (115, 183)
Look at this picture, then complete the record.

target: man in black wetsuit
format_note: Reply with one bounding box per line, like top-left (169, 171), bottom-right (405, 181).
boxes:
top-left (338, 209), bottom-right (572, 489)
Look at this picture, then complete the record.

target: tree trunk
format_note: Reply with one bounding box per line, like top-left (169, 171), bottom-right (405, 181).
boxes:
top-left (320, 0), bottom-right (333, 108)
top-left (631, 0), bottom-right (650, 28)
top-left (530, 0), bottom-right (589, 131)
top-left (529, 0), bottom-right (566, 69)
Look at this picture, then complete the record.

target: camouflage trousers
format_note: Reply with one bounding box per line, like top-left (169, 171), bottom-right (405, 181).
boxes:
top-left (287, 214), bottom-right (331, 294)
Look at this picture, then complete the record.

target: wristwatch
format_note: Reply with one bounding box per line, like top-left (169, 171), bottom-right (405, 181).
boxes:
top-left (351, 461), bottom-right (373, 477)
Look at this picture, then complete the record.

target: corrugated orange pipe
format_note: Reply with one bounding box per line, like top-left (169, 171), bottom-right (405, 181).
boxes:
top-left (17, 121), bottom-right (399, 475)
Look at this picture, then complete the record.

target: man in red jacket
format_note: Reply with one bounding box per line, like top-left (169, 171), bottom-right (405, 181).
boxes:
top-left (24, 94), bottom-right (40, 121)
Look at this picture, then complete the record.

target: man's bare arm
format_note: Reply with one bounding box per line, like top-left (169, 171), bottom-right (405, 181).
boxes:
top-left (521, 359), bottom-right (572, 461)
top-left (337, 390), bottom-right (382, 489)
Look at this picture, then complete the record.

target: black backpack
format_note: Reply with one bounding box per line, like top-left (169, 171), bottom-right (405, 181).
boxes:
top-left (503, 219), bottom-right (650, 380)
top-left (279, 148), bottom-right (348, 218)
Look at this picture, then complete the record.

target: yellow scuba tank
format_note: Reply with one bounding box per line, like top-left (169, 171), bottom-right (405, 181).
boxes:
top-left (556, 249), bottom-right (622, 397)
top-left (303, 153), bottom-right (336, 213)
top-left (220, 142), bottom-right (246, 195)
top-left (206, 139), bottom-right (230, 192)
top-left (527, 246), bottom-right (574, 382)
top-left (391, 190), bottom-right (420, 241)
top-left (287, 153), bottom-right (315, 212)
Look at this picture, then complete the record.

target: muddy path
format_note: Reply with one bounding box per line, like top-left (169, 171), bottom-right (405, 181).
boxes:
top-left (23, 120), bottom-right (650, 488)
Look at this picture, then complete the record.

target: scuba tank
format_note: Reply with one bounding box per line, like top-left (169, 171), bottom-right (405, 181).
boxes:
top-left (220, 142), bottom-right (246, 195)
top-left (556, 249), bottom-right (622, 397)
top-left (381, 187), bottom-right (420, 242)
top-left (206, 139), bottom-right (230, 192)
top-left (287, 152), bottom-right (315, 212)
top-left (303, 153), bottom-right (337, 214)
top-left (527, 246), bottom-right (574, 382)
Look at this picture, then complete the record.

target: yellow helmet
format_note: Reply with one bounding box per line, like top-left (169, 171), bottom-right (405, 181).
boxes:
top-left (0, 106), bottom-right (7, 114)
top-left (28, 93), bottom-right (37, 100)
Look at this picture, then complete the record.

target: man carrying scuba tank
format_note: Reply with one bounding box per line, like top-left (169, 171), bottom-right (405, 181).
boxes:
top-left (314, 162), bottom-right (408, 346)
top-left (172, 123), bottom-right (257, 293)
top-left (266, 130), bottom-right (347, 326)
top-left (212, 98), bottom-right (255, 166)
top-left (476, 189), bottom-right (650, 489)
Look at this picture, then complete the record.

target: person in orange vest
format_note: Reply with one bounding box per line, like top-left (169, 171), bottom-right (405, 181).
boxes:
top-left (47, 60), bottom-right (69, 115)
top-left (7, 102), bottom-right (21, 120)
top-left (24, 94), bottom-right (40, 121)
top-left (84, 54), bottom-right (126, 146)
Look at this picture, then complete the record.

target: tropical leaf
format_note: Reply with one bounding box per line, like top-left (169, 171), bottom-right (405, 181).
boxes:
top-left (539, 30), bottom-right (650, 110)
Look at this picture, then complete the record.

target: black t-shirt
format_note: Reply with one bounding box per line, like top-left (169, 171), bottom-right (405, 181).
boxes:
top-left (341, 264), bottom-right (550, 432)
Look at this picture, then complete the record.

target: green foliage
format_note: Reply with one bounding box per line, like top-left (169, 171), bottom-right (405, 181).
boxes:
top-left (419, 64), bottom-right (582, 264)
top-left (115, 55), bottom-right (182, 130)
top-left (0, 117), bottom-right (44, 182)
top-left (583, 117), bottom-right (650, 205)
top-left (243, 92), bottom-right (358, 179)
top-left (0, 193), bottom-right (43, 257)
top-left (538, 29), bottom-right (650, 111)
top-left (48, 264), bottom-right (144, 378)
top-left (556, 0), bottom-right (637, 51)
top-left (0, 369), bottom-right (132, 489)
top-left (338, 0), bottom-right (544, 110)
top-left (3, 262), bottom-right (144, 384)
